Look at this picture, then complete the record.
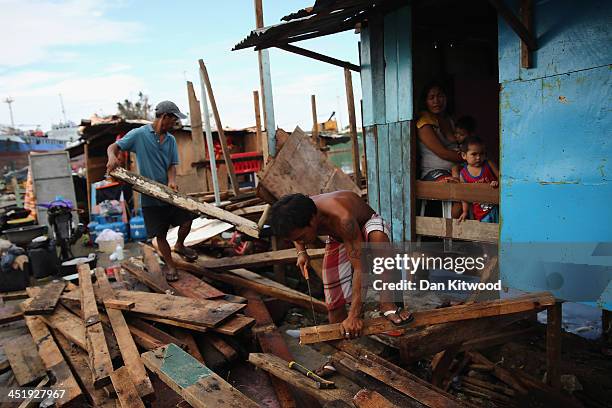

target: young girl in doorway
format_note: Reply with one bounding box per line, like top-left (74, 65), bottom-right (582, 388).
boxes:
top-left (458, 136), bottom-right (499, 223)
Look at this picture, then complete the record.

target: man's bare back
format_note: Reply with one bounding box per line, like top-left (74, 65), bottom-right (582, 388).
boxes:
top-left (311, 191), bottom-right (374, 241)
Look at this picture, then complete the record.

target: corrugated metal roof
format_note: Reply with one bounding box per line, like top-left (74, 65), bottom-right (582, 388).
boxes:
top-left (233, 0), bottom-right (404, 51)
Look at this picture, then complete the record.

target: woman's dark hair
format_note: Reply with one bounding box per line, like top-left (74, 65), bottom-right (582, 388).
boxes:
top-left (268, 194), bottom-right (317, 238)
top-left (456, 116), bottom-right (477, 133)
top-left (460, 135), bottom-right (485, 152)
top-left (418, 80), bottom-right (448, 112)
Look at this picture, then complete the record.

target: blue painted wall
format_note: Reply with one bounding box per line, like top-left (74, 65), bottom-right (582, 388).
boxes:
top-left (499, 0), bottom-right (612, 308)
top-left (361, 5), bottom-right (413, 242)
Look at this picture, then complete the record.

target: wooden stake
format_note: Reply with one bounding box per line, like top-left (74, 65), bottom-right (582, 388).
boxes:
top-left (546, 302), bottom-right (562, 389)
top-left (186, 81), bottom-right (207, 162)
top-left (344, 68), bottom-right (361, 182)
top-left (198, 60), bottom-right (239, 196)
top-left (253, 90), bottom-right (268, 162)
top-left (311, 95), bottom-right (320, 147)
top-left (110, 366), bottom-right (146, 408)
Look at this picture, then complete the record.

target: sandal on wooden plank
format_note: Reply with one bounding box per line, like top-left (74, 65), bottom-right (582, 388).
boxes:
top-left (174, 246), bottom-right (198, 262)
top-left (382, 306), bottom-right (414, 326)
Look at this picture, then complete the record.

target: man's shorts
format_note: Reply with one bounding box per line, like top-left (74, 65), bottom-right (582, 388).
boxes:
top-left (142, 206), bottom-right (196, 239)
top-left (322, 214), bottom-right (391, 311)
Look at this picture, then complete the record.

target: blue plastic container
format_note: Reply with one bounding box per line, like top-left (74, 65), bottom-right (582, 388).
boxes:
top-left (130, 215), bottom-right (147, 241)
top-left (87, 221), bottom-right (99, 242)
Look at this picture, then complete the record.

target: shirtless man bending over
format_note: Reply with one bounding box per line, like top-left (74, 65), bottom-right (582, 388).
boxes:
top-left (268, 191), bottom-right (413, 344)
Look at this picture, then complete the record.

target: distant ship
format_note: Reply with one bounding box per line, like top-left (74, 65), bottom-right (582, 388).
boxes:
top-left (0, 125), bottom-right (68, 171)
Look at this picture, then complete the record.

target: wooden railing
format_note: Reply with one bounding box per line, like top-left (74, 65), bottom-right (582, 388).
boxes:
top-left (414, 181), bottom-right (500, 243)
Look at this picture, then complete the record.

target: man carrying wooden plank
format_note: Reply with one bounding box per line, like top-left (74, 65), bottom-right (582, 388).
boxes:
top-left (268, 192), bottom-right (413, 374)
top-left (106, 101), bottom-right (197, 281)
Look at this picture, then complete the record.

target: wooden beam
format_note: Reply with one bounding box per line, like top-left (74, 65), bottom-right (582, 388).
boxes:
top-left (344, 68), bottom-right (361, 181)
top-left (110, 366), bottom-right (146, 408)
top-left (248, 353), bottom-right (354, 404)
top-left (487, 0), bottom-right (537, 50)
top-left (416, 216), bottom-right (499, 243)
top-left (141, 244), bottom-right (176, 291)
top-left (53, 330), bottom-right (116, 408)
top-left (467, 351), bottom-right (528, 394)
top-left (78, 264), bottom-right (113, 388)
top-left (142, 344), bottom-right (258, 408)
top-left (0, 307), bottom-right (22, 324)
top-left (278, 44), bottom-right (360, 72)
top-left (335, 342), bottom-right (467, 408)
top-left (311, 95), bottom-right (321, 148)
top-left (104, 299), bottom-right (135, 311)
top-left (94, 268), bottom-right (154, 400)
top-left (4, 335), bottom-right (45, 386)
top-left (242, 289), bottom-right (298, 408)
top-left (168, 252), bottom-right (328, 313)
top-left (125, 317), bottom-right (186, 350)
top-left (0, 289), bottom-right (28, 301)
top-left (353, 389), bottom-right (400, 408)
top-left (300, 292), bottom-right (555, 344)
top-left (170, 328), bottom-right (205, 364)
top-left (22, 315), bottom-right (84, 407)
top-left (186, 81), bottom-right (207, 163)
top-left (198, 60), bottom-right (240, 195)
top-left (110, 167), bottom-right (259, 238)
top-left (23, 280), bottom-right (66, 315)
top-left (206, 334), bottom-right (238, 362)
top-left (253, 90), bottom-right (268, 162)
top-left (520, 0), bottom-right (533, 68)
top-left (546, 302), bottom-right (562, 389)
top-left (416, 181), bottom-right (499, 204)
top-left (202, 248), bottom-right (325, 270)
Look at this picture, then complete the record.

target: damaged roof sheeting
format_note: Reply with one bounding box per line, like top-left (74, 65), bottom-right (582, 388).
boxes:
top-left (233, 0), bottom-right (405, 51)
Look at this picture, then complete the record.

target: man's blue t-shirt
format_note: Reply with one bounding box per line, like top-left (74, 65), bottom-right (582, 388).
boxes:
top-left (116, 124), bottom-right (179, 207)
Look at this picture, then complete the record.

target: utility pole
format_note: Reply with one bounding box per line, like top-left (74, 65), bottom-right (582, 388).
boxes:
top-left (4, 97), bottom-right (15, 128)
top-left (254, 0), bottom-right (277, 156)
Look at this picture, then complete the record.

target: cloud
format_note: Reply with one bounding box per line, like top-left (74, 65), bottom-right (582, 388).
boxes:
top-left (0, 0), bottom-right (142, 67)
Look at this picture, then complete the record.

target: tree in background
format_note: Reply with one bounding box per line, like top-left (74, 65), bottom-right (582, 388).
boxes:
top-left (117, 92), bottom-right (151, 120)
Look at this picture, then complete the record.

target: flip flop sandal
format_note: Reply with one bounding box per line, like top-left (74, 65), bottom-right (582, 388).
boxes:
top-left (383, 306), bottom-right (414, 326)
top-left (174, 246), bottom-right (198, 262)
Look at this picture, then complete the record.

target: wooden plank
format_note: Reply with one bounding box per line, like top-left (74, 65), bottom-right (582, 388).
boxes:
top-left (278, 44), bottom-right (360, 72)
top-left (23, 280), bottom-right (66, 315)
top-left (301, 292), bottom-right (555, 344)
top-left (416, 181), bottom-right (499, 204)
top-left (123, 255), bottom-right (175, 295)
top-left (311, 95), bottom-right (320, 147)
top-left (205, 334), bottom-right (238, 362)
top-left (0, 289), bottom-right (28, 301)
top-left (202, 248), bottom-right (325, 270)
top-left (170, 328), bottom-right (205, 364)
top-left (430, 344), bottom-right (461, 388)
top-left (53, 330), bottom-right (116, 408)
top-left (242, 289), bottom-right (297, 408)
top-left (388, 122), bottom-right (403, 242)
top-left (110, 366), bottom-right (146, 408)
top-left (256, 127), bottom-right (361, 201)
top-left (94, 268), bottom-right (154, 400)
top-left (142, 343), bottom-right (258, 408)
top-left (15, 376), bottom-right (50, 408)
top-left (186, 81), bottom-right (207, 163)
top-left (199, 60), bottom-right (240, 195)
top-left (78, 264), bottom-right (113, 388)
top-left (167, 252), bottom-right (328, 313)
top-left (213, 315), bottom-right (255, 336)
top-left (0, 359), bottom-right (10, 375)
top-left (3, 335), bottom-right (45, 386)
top-left (546, 302), bottom-right (562, 389)
top-left (21, 315), bottom-right (84, 407)
top-left (125, 317), bottom-right (186, 350)
top-left (416, 216), bottom-right (499, 243)
top-left (110, 167), bottom-right (259, 238)
top-left (487, 0), bottom-right (537, 50)
top-left (353, 389), bottom-right (399, 408)
top-left (467, 351), bottom-right (528, 394)
top-left (65, 288), bottom-right (245, 328)
top-left (376, 124), bottom-right (391, 237)
top-left (401, 120), bottom-right (413, 241)
top-left (248, 353), bottom-right (353, 405)
top-left (336, 342), bottom-right (467, 407)
top-left (364, 126), bottom-right (379, 213)
top-left (0, 305), bottom-right (22, 324)
top-left (520, 0), bottom-right (533, 68)
top-left (460, 326), bottom-right (538, 352)
top-left (253, 90), bottom-right (266, 163)
top-left (171, 270), bottom-right (225, 300)
top-left (104, 299), bottom-right (135, 311)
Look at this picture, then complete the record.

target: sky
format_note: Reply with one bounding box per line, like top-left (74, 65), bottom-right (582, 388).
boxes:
top-left (0, 0), bottom-right (362, 132)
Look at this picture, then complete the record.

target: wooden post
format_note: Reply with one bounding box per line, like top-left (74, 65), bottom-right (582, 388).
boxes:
top-left (546, 302), bottom-right (562, 389)
top-left (520, 0), bottom-right (533, 68)
top-left (254, 0), bottom-right (276, 156)
top-left (198, 61), bottom-right (221, 205)
top-left (198, 60), bottom-right (240, 196)
top-left (311, 95), bottom-right (320, 146)
top-left (253, 90), bottom-right (268, 162)
top-left (130, 152), bottom-right (140, 212)
top-left (186, 81), bottom-right (207, 163)
top-left (84, 142), bottom-right (92, 217)
top-left (344, 68), bottom-right (361, 182)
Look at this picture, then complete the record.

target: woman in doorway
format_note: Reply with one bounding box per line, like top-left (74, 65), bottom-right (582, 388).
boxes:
top-left (416, 82), bottom-right (464, 217)
top-left (417, 81), bottom-right (463, 181)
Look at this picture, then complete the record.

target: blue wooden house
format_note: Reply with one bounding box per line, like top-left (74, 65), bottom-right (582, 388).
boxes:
top-left (235, 0), bottom-right (611, 318)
